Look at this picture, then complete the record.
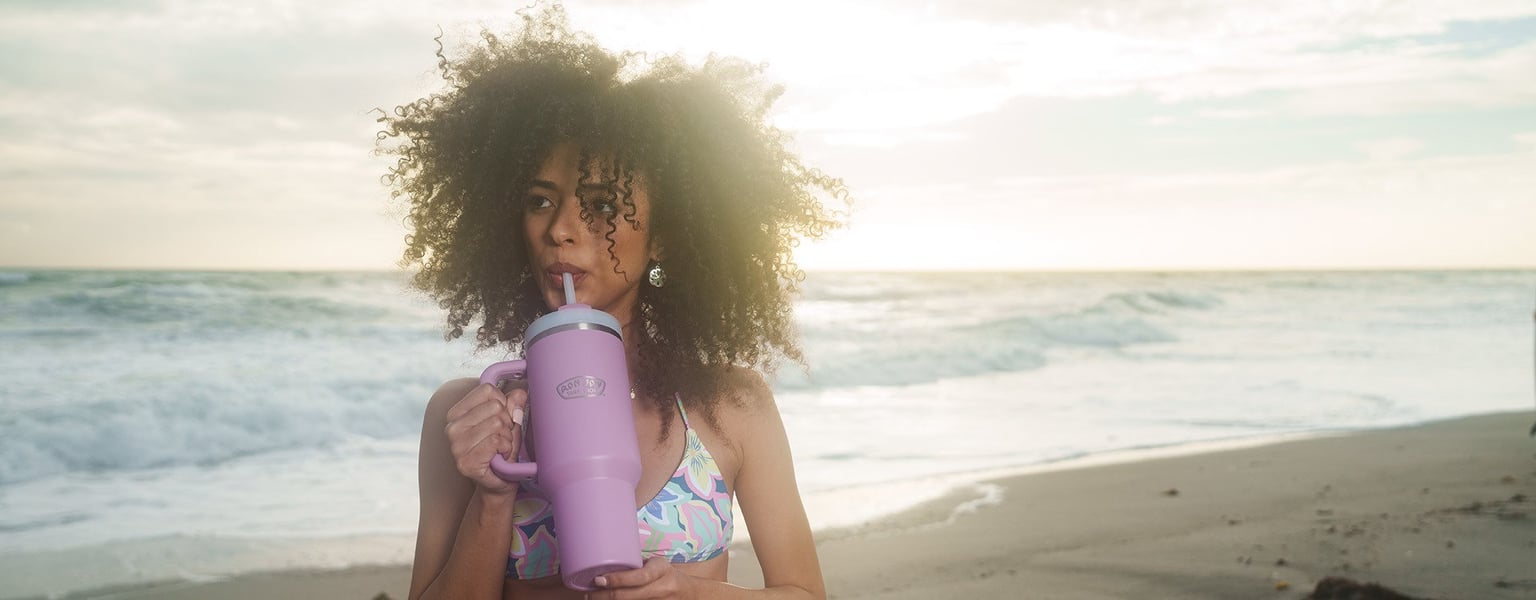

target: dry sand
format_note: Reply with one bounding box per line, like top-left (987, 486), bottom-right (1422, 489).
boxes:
top-left (48, 412), bottom-right (1536, 599)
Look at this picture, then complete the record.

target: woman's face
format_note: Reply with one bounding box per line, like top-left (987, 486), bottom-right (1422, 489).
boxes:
top-left (521, 143), bottom-right (657, 321)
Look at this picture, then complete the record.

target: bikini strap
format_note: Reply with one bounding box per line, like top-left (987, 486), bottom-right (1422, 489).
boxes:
top-left (674, 394), bottom-right (692, 430)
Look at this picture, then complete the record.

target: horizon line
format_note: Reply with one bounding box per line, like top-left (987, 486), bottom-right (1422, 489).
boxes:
top-left (3, 264), bottom-right (1535, 275)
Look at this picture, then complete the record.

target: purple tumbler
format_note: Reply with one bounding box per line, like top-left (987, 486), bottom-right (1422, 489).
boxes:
top-left (480, 274), bottom-right (643, 591)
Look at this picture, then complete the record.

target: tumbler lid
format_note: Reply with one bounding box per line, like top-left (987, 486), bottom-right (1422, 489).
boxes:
top-left (524, 273), bottom-right (623, 346)
top-left (524, 302), bottom-right (623, 347)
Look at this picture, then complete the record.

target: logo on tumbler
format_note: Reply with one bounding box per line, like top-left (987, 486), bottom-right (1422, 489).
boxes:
top-left (556, 375), bottom-right (606, 399)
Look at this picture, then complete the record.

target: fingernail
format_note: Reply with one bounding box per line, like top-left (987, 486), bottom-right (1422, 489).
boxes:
top-left (511, 407), bottom-right (525, 427)
top-left (594, 575), bottom-right (607, 587)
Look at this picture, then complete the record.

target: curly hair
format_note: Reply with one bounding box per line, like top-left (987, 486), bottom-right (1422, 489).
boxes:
top-left (377, 6), bottom-right (846, 430)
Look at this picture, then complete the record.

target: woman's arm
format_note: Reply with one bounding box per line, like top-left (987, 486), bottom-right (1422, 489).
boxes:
top-left (409, 379), bottom-right (524, 600)
top-left (720, 372), bottom-right (825, 599)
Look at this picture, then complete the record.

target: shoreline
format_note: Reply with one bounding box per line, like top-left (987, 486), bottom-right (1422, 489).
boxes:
top-left (0, 423), bottom-right (1342, 599)
top-left (16, 410), bottom-right (1536, 599)
top-left (744, 410), bottom-right (1536, 598)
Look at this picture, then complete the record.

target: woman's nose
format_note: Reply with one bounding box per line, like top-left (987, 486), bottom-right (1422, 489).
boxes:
top-left (546, 197), bottom-right (583, 246)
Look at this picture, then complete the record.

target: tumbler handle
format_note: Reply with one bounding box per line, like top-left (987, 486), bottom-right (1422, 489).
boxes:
top-left (480, 360), bottom-right (538, 481)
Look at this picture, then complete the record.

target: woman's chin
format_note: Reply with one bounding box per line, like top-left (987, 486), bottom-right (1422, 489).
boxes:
top-left (533, 289), bottom-right (562, 311)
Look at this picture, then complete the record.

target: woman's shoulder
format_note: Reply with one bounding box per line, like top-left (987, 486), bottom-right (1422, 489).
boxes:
top-left (723, 365), bottom-right (775, 408)
top-left (704, 365), bottom-right (784, 443)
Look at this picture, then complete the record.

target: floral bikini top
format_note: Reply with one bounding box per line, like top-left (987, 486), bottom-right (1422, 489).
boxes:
top-left (506, 398), bottom-right (734, 579)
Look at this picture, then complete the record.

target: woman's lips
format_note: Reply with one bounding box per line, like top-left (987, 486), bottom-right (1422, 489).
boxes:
top-left (545, 264), bottom-right (586, 288)
top-left (545, 272), bottom-right (585, 287)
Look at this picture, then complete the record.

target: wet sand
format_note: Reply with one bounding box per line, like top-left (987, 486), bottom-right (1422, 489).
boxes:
top-left (45, 412), bottom-right (1536, 599)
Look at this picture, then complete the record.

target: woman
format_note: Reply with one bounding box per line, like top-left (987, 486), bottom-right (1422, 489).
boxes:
top-left (378, 7), bottom-right (846, 599)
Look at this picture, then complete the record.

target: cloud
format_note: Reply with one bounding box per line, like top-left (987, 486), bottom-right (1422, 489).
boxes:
top-left (818, 129), bottom-right (966, 149)
top-left (11, 0), bottom-right (1527, 135)
top-left (799, 145), bottom-right (1536, 270)
top-left (909, 0), bottom-right (1536, 42)
top-left (2, 0), bottom-right (1533, 269)
top-left (1355, 137), bottom-right (1427, 162)
top-left (715, 1), bottom-right (1536, 130)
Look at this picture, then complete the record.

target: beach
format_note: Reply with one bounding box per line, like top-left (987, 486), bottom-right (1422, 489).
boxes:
top-left (5, 269), bottom-right (1532, 598)
top-left (44, 410), bottom-right (1535, 600)
top-left (6, 0), bottom-right (1536, 592)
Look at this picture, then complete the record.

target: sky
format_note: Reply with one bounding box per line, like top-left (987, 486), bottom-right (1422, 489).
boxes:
top-left (1, 0), bottom-right (1534, 271)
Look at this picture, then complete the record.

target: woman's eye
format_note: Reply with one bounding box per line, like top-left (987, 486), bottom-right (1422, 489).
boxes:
top-left (584, 198), bottom-right (618, 215)
top-left (524, 195), bottom-right (553, 210)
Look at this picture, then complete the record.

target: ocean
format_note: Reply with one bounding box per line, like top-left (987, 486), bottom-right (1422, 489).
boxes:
top-left (1, 269), bottom-right (1532, 597)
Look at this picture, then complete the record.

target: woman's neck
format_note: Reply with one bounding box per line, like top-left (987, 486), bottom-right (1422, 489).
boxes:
top-left (619, 313), bottom-right (645, 394)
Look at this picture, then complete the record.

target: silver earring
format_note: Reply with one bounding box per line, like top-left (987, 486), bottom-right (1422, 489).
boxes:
top-left (646, 262), bottom-right (666, 288)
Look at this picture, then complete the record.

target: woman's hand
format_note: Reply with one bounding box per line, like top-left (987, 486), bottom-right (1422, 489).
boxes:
top-left (588, 558), bottom-right (697, 600)
top-left (442, 383), bottom-right (527, 497)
